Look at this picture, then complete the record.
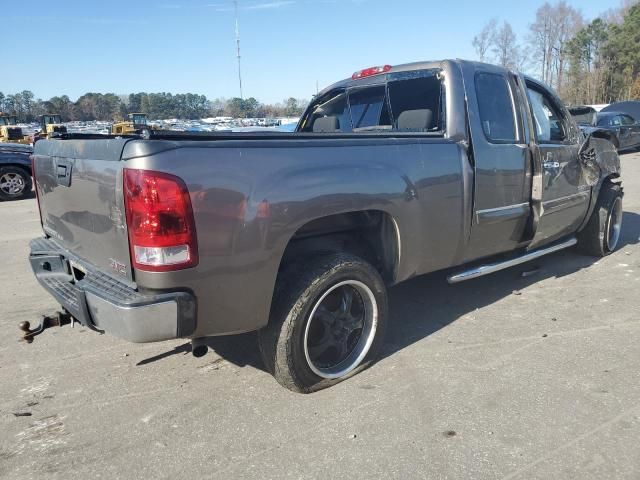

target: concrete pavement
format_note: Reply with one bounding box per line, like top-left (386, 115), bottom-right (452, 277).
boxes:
top-left (1, 152), bottom-right (639, 479)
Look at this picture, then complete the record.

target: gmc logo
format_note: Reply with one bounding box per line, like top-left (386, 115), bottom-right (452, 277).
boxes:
top-left (109, 258), bottom-right (127, 275)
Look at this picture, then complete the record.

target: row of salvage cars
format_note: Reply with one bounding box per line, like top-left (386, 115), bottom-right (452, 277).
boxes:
top-left (569, 101), bottom-right (640, 152)
top-left (0, 102), bottom-right (638, 203)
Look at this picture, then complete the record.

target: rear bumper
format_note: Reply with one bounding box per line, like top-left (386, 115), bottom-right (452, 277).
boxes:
top-left (29, 237), bottom-right (196, 343)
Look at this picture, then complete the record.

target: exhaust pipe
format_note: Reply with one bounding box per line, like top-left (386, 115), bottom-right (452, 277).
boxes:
top-left (191, 337), bottom-right (209, 358)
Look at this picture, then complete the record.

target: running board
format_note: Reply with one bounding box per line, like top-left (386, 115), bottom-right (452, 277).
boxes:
top-left (447, 237), bottom-right (578, 284)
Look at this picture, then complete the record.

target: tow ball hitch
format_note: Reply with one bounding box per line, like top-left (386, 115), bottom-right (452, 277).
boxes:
top-left (19, 312), bottom-right (73, 343)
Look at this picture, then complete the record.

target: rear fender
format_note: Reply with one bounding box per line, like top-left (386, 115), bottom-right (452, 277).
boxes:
top-left (256, 161), bottom-right (409, 262)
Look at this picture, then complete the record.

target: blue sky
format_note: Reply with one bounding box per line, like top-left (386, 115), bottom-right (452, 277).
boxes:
top-left (4, 0), bottom-right (624, 103)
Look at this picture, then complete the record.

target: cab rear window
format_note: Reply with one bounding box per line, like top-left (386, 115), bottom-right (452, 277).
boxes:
top-left (349, 86), bottom-right (390, 130)
top-left (299, 69), bottom-right (444, 134)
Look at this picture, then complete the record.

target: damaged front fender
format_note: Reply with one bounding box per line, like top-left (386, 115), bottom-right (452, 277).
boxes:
top-left (575, 132), bottom-right (622, 231)
top-left (578, 132), bottom-right (621, 186)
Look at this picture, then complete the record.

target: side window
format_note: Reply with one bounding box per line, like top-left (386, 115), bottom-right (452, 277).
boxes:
top-left (610, 116), bottom-right (622, 127)
top-left (526, 86), bottom-right (566, 143)
top-left (348, 86), bottom-right (390, 131)
top-left (620, 115), bottom-right (634, 126)
top-left (475, 73), bottom-right (517, 142)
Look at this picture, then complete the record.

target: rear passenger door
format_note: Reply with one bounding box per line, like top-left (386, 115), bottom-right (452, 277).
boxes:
top-left (526, 80), bottom-right (589, 247)
top-left (619, 114), bottom-right (640, 148)
top-left (462, 63), bottom-right (532, 260)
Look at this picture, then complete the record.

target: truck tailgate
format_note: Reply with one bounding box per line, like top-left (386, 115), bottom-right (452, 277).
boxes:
top-left (33, 138), bottom-right (134, 282)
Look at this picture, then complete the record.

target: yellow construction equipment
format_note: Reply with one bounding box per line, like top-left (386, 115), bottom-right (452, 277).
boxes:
top-left (0, 115), bottom-right (31, 144)
top-left (34, 114), bottom-right (68, 141)
top-left (111, 113), bottom-right (152, 136)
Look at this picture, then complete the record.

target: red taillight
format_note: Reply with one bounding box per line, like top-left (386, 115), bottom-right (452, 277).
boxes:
top-left (30, 155), bottom-right (43, 226)
top-left (123, 168), bottom-right (198, 272)
top-left (351, 64), bottom-right (392, 80)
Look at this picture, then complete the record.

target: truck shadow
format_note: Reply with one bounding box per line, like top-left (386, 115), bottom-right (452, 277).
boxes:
top-left (137, 211), bottom-right (639, 372)
top-left (384, 210), bottom-right (639, 360)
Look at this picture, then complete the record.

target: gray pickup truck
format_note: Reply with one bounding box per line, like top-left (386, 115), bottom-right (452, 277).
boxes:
top-left (26, 60), bottom-right (622, 392)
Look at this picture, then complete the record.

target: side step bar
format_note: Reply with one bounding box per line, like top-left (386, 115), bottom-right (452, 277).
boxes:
top-left (447, 237), bottom-right (578, 284)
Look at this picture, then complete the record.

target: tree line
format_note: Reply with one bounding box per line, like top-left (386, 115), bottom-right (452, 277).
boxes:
top-left (0, 91), bottom-right (309, 123)
top-left (472, 0), bottom-right (640, 105)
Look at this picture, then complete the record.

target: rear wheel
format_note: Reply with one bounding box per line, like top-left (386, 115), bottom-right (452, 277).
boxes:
top-left (0, 166), bottom-right (32, 201)
top-left (577, 182), bottom-right (623, 256)
top-left (258, 253), bottom-right (387, 393)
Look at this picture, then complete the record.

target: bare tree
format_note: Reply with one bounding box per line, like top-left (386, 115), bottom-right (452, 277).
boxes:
top-left (553, 2), bottom-right (583, 92)
top-left (473, 19), bottom-right (498, 62)
top-left (601, 0), bottom-right (638, 24)
top-left (529, 2), bottom-right (556, 84)
top-left (529, 1), bottom-right (583, 89)
top-left (492, 21), bottom-right (519, 69)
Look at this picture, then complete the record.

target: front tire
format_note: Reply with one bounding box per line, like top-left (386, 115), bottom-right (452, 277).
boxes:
top-left (577, 182), bottom-right (623, 256)
top-left (0, 166), bottom-right (32, 201)
top-left (259, 253), bottom-right (388, 393)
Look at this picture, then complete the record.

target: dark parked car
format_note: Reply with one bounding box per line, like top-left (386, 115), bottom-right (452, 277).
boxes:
top-left (569, 106), bottom-right (640, 151)
top-left (0, 143), bottom-right (33, 200)
top-left (28, 60), bottom-right (622, 392)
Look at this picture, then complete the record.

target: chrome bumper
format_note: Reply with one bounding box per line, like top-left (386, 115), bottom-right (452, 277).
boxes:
top-left (29, 237), bottom-right (196, 343)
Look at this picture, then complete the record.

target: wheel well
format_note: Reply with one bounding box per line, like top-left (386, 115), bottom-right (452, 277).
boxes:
top-left (603, 173), bottom-right (620, 184)
top-left (278, 210), bottom-right (400, 284)
top-left (0, 163), bottom-right (32, 176)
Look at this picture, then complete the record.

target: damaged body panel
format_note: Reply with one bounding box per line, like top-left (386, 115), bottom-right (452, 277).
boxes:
top-left (576, 134), bottom-right (622, 230)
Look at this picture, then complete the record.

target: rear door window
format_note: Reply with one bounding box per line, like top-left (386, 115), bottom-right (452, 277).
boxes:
top-left (620, 114), bottom-right (635, 126)
top-left (475, 73), bottom-right (517, 143)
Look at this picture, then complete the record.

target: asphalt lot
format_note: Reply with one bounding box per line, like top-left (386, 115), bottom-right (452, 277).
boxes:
top-left (1, 152), bottom-right (639, 480)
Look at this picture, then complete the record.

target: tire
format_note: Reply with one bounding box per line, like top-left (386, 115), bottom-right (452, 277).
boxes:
top-left (0, 166), bottom-right (32, 201)
top-left (258, 253), bottom-right (388, 393)
top-left (577, 182), bottom-right (623, 256)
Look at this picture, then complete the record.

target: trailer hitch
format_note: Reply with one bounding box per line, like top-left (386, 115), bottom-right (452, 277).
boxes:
top-left (19, 311), bottom-right (73, 343)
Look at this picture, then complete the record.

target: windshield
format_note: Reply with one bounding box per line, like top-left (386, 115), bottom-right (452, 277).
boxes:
top-left (131, 114), bottom-right (147, 125)
top-left (569, 107), bottom-right (596, 125)
top-left (43, 115), bottom-right (62, 124)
